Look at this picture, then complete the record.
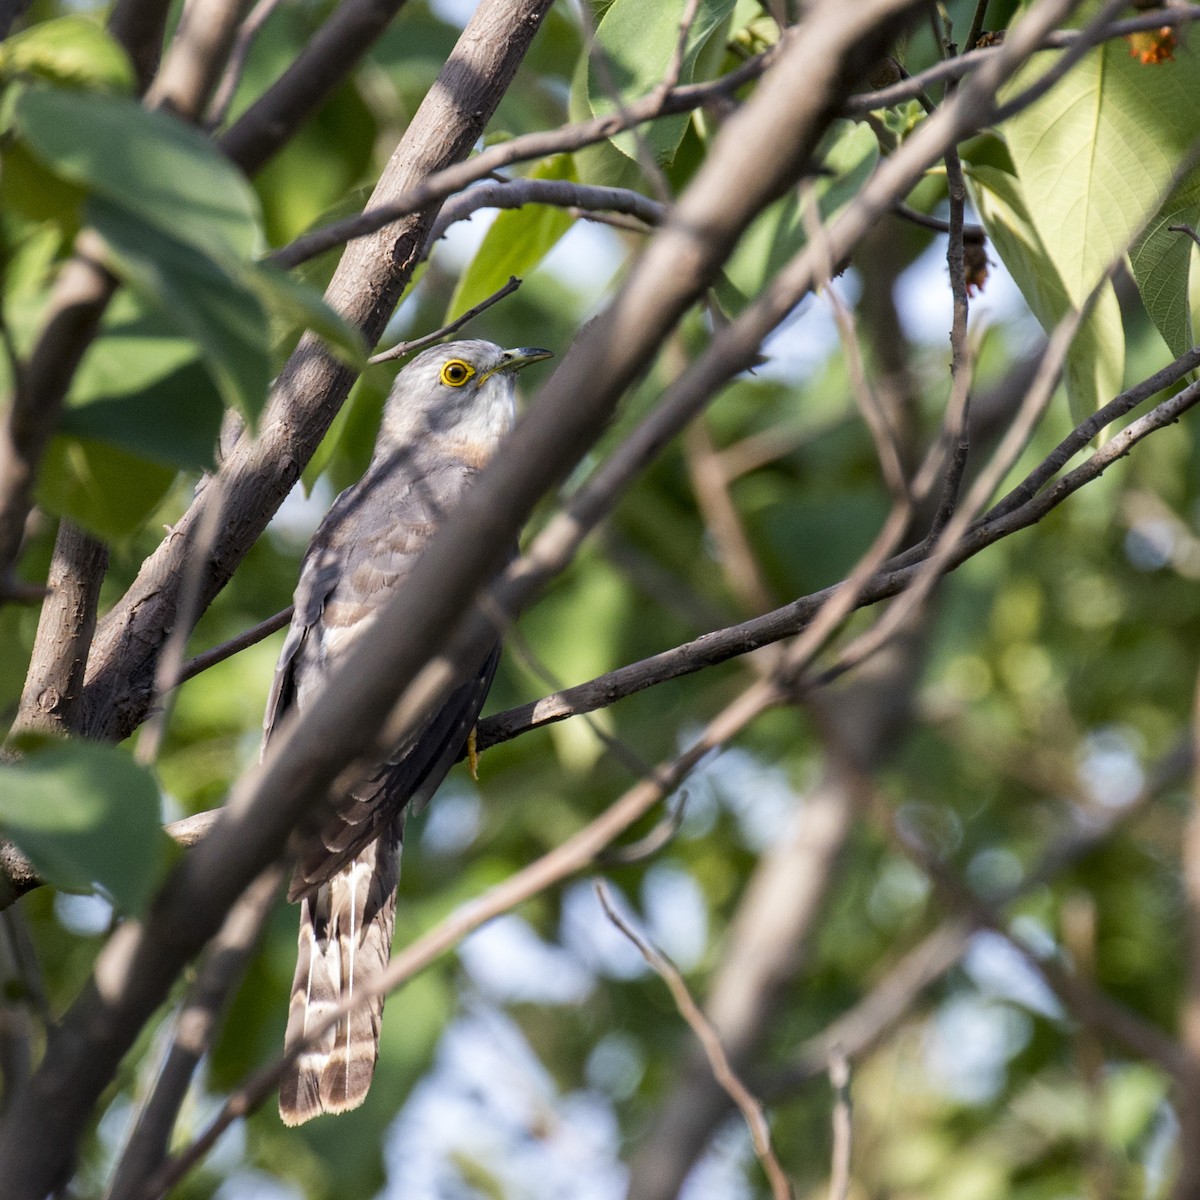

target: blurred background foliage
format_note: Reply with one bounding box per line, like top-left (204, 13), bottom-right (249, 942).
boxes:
top-left (3, 0), bottom-right (1200, 1197)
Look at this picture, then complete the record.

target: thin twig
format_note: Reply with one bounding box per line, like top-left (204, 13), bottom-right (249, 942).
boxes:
top-left (137, 476), bottom-right (231, 765)
top-left (595, 791), bottom-right (689, 867)
top-left (683, 412), bottom-right (778, 616)
top-left (965, 0), bottom-right (992, 52)
top-left (268, 50), bottom-right (775, 270)
top-left (827, 1049), bottom-right (852, 1200)
top-left (174, 605), bottom-right (293, 689)
top-left (368, 277), bottom-right (523, 365)
top-left (106, 866), bottom-right (284, 1200)
top-left (425, 179), bottom-right (665, 251)
top-left (595, 882), bottom-right (793, 1200)
top-left (204, 0), bottom-right (285, 129)
top-left (844, 6), bottom-right (1200, 114)
top-left (891, 202), bottom-right (985, 242)
top-left (801, 182), bottom-right (909, 505)
top-left (218, 0), bottom-right (415, 172)
top-left (663, 0), bottom-right (704, 92)
top-left (144, 0), bottom-right (258, 121)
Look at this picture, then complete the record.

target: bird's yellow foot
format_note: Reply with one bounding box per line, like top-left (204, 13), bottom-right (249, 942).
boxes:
top-left (467, 726), bottom-right (480, 781)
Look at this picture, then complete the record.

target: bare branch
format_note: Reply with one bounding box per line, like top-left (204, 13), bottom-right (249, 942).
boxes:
top-left (683, 414), bottom-right (777, 616)
top-left (11, 522), bottom-right (107, 737)
top-left (424, 179), bottom-right (665, 251)
top-left (144, 0), bottom-right (258, 121)
top-left (135, 477), bottom-right (232, 765)
top-left (174, 605), bottom-right (292, 688)
top-left (844, 5), bottom-right (1200, 114)
top-left (0, 235), bottom-right (114, 589)
top-left (662, 0), bottom-right (704, 93)
top-left (596, 882), bottom-right (793, 1200)
top-left (105, 866), bottom-right (283, 1200)
top-left (219, 0), bottom-right (414, 173)
top-left (204, 0), bottom-right (286, 130)
top-left (891, 203), bottom-right (985, 242)
top-left (964, 0), bottom-right (993, 52)
top-left (827, 1050), bottom-right (852, 1200)
top-left (1175, 667), bottom-right (1200, 1198)
top-left (268, 51), bottom-right (773, 271)
top-left (369, 276), bottom-right (523, 365)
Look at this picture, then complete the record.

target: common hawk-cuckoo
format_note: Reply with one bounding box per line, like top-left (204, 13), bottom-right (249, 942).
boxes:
top-left (265, 340), bottom-right (551, 1125)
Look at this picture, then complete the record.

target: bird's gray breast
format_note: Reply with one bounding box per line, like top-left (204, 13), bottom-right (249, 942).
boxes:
top-left (285, 453), bottom-right (480, 713)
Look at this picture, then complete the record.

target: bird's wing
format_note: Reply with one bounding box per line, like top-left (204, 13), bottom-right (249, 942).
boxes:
top-left (267, 455), bottom-right (503, 899)
top-left (288, 643), bottom-right (501, 897)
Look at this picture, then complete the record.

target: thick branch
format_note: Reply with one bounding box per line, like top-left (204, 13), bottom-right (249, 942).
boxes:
top-left (10, 522), bottom-right (107, 737)
top-left (219, 0), bottom-right (412, 173)
top-left (0, 236), bottom-right (114, 587)
top-left (144, 0), bottom-right (257, 121)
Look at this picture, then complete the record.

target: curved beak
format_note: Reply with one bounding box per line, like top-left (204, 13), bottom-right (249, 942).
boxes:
top-left (499, 346), bottom-right (553, 372)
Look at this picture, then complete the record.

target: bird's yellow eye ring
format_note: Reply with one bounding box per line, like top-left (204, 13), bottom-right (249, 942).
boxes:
top-left (440, 359), bottom-right (475, 387)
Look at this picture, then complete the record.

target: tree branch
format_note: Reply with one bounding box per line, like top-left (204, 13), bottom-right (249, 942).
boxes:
top-left (424, 179), bottom-right (665, 251)
top-left (368, 275), bottom-right (523, 365)
top-left (218, 0), bottom-right (413, 173)
top-left (268, 51), bottom-right (772, 271)
top-left (104, 865), bottom-right (283, 1200)
top-left (596, 882), bottom-right (793, 1200)
top-left (10, 522), bottom-right (108, 737)
top-left (0, 235), bottom-right (115, 590)
top-left (144, 0), bottom-right (257, 121)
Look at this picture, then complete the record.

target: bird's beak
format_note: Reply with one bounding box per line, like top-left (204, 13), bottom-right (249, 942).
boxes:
top-left (498, 346), bottom-right (553, 372)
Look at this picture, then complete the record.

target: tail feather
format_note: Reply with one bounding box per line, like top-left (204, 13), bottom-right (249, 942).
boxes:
top-left (279, 830), bottom-right (400, 1126)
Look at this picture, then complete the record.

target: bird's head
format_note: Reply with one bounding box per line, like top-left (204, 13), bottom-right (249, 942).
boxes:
top-left (378, 339), bottom-right (552, 454)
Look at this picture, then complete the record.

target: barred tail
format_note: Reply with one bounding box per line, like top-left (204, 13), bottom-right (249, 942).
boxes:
top-left (279, 832), bottom-right (400, 1126)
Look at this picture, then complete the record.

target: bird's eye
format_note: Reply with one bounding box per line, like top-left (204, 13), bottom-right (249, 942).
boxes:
top-left (440, 359), bottom-right (475, 387)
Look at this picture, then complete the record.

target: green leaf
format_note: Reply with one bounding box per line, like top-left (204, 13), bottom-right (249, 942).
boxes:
top-left (588, 0), bottom-right (737, 164)
top-left (63, 360), bottom-right (223, 470)
top-left (718, 120), bottom-right (878, 315)
top-left (1129, 164), bottom-right (1200, 357)
top-left (1003, 35), bottom-right (1200, 308)
top-left (12, 83), bottom-right (261, 258)
top-left (968, 164), bottom-right (1123, 422)
top-left (0, 139), bottom-right (86, 230)
top-left (89, 197), bottom-right (272, 420)
top-left (0, 742), bottom-right (170, 913)
top-left (37, 434), bottom-right (176, 541)
top-left (62, 300), bottom-right (226, 469)
top-left (0, 17), bottom-right (134, 93)
top-left (245, 262), bottom-right (368, 368)
top-left (445, 155), bottom-right (576, 322)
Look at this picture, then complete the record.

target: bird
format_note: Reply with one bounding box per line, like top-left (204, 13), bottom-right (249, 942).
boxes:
top-left (264, 339), bottom-right (552, 1126)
